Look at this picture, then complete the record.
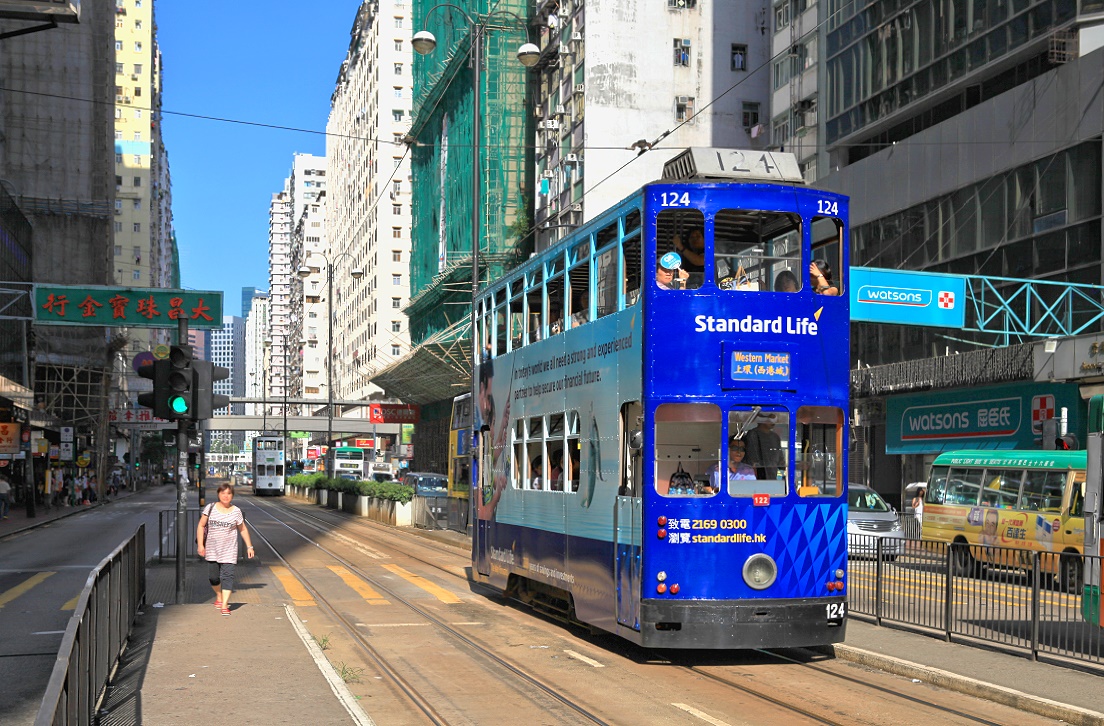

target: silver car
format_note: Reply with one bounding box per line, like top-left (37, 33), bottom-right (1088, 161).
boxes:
top-left (847, 484), bottom-right (906, 560)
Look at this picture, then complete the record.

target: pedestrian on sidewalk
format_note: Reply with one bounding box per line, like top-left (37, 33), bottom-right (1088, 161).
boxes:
top-left (196, 483), bottom-right (255, 616)
top-left (0, 473), bottom-right (11, 518)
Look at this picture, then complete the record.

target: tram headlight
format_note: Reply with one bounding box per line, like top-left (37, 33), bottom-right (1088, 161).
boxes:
top-left (656, 571), bottom-right (667, 582)
top-left (742, 553), bottom-right (778, 590)
top-left (835, 568), bottom-right (845, 579)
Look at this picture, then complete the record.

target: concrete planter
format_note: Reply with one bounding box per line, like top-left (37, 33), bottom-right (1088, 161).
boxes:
top-left (316, 488), bottom-right (327, 507)
top-left (328, 491), bottom-right (340, 509)
top-left (342, 493), bottom-right (359, 515)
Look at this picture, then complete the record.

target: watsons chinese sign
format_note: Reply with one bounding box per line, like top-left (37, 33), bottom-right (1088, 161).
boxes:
top-left (901, 398), bottom-right (1021, 440)
top-left (885, 383), bottom-right (1083, 454)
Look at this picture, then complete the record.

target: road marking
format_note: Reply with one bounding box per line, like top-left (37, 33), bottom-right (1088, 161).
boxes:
top-left (0, 571), bottom-right (56, 608)
top-left (564, 649), bottom-right (604, 667)
top-left (327, 566), bottom-right (389, 605)
top-left (285, 604), bottom-right (375, 726)
top-left (270, 566), bottom-right (317, 607)
top-left (61, 595), bottom-right (79, 611)
top-left (381, 564), bottom-right (461, 603)
top-left (672, 703), bottom-right (736, 725)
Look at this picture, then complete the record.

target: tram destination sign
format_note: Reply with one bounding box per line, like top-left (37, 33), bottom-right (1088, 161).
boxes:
top-left (34, 285), bottom-right (223, 329)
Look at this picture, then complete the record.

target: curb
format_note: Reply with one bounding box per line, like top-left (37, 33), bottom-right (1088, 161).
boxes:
top-left (823, 643), bottom-right (1104, 726)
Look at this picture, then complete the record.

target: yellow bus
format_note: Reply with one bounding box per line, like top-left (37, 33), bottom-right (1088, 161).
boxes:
top-left (447, 393), bottom-right (473, 500)
top-left (922, 449), bottom-right (1086, 589)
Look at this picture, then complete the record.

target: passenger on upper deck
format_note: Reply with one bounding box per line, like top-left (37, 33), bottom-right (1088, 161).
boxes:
top-left (656, 255), bottom-right (689, 290)
top-left (672, 228), bottom-right (705, 273)
top-left (809, 260), bottom-right (839, 295)
top-left (774, 269), bottom-right (800, 292)
top-left (571, 291), bottom-right (589, 328)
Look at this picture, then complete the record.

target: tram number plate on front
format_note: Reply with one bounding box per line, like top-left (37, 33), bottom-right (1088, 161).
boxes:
top-left (826, 602), bottom-right (846, 622)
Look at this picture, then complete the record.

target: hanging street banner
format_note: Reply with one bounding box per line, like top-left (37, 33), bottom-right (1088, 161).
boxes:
top-left (34, 285), bottom-right (223, 329)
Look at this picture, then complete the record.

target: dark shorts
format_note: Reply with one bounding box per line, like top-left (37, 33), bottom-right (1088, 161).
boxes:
top-left (208, 561), bottom-right (236, 591)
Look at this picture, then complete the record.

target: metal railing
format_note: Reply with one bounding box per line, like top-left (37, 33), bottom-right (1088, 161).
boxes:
top-left (158, 508), bottom-right (203, 561)
top-left (848, 532), bottom-right (1104, 668)
top-left (35, 525), bottom-right (146, 726)
top-left (411, 495), bottom-right (449, 530)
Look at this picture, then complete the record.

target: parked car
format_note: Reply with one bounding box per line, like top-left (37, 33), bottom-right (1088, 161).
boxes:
top-left (847, 484), bottom-right (906, 560)
top-left (403, 472), bottom-right (447, 498)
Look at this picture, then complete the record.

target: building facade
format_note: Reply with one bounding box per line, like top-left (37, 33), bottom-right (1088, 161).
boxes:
top-left (210, 315), bottom-right (246, 449)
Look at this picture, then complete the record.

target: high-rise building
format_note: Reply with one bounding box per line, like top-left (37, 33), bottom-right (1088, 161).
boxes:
top-left (245, 290), bottom-right (270, 445)
top-left (112, 0), bottom-right (176, 353)
top-left (268, 182), bottom-right (293, 426)
top-left (210, 315), bottom-right (246, 449)
top-left (531, 0), bottom-right (771, 247)
top-left (326, 0), bottom-right (413, 406)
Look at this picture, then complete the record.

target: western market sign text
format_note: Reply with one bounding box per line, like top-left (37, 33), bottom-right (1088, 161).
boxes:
top-left (34, 285), bottom-right (223, 329)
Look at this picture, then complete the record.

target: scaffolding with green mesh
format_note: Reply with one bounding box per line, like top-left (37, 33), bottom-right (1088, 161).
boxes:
top-left (408, 0), bottom-right (533, 347)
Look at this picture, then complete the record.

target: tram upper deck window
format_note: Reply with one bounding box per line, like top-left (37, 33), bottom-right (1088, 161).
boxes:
top-left (624, 209), bottom-right (642, 306)
top-left (714, 210), bottom-right (802, 292)
top-left (526, 269), bottom-right (543, 342)
top-left (811, 216), bottom-right (844, 295)
top-left (509, 280), bottom-right (524, 350)
top-left (654, 403), bottom-right (720, 497)
top-left (569, 256), bottom-right (591, 328)
top-left (655, 208), bottom-right (705, 290)
top-left (794, 406), bottom-right (845, 497)
top-left (727, 408), bottom-right (788, 496)
top-left (595, 245), bottom-right (618, 319)
top-left (548, 258), bottom-right (566, 336)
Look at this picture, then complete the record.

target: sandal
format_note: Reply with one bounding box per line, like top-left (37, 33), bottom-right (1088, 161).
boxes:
top-left (221, 606), bottom-right (231, 616)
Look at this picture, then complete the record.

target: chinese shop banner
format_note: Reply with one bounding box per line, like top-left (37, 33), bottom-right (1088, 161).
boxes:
top-left (34, 285), bottom-right (223, 329)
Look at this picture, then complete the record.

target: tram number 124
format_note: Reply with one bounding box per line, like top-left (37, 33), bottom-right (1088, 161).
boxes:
top-left (826, 602), bottom-right (847, 621)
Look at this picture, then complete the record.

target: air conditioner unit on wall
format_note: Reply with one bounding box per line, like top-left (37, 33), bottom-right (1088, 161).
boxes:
top-left (572, 31), bottom-right (583, 41)
top-left (546, 119), bottom-right (560, 130)
top-left (565, 153), bottom-right (578, 163)
top-left (542, 169), bottom-right (555, 178)
top-left (677, 95), bottom-right (691, 104)
top-left (555, 104), bottom-right (566, 115)
top-left (574, 83), bottom-right (585, 95)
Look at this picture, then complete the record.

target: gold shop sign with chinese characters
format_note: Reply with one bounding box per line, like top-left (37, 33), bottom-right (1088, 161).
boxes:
top-left (34, 285), bottom-right (223, 329)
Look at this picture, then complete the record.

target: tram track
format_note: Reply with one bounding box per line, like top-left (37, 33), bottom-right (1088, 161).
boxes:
top-left (244, 495), bottom-right (612, 726)
top-left (244, 495), bottom-right (1056, 725)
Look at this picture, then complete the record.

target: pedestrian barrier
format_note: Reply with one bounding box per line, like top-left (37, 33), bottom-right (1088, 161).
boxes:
top-left (35, 525), bottom-right (146, 726)
top-left (411, 495), bottom-right (449, 530)
top-left (848, 530), bottom-right (1104, 669)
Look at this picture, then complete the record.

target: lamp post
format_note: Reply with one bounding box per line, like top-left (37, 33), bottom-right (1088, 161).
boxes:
top-left (298, 253), bottom-right (363, 478)
top-left (413, 6), bottom-right (539, 396)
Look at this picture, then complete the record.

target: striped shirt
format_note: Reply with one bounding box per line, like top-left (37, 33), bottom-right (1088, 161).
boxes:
top-left (203, 503), bottom-right (244, 564)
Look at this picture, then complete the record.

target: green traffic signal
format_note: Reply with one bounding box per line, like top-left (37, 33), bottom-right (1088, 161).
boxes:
top-left (169, 395), bottom-right (190, 414)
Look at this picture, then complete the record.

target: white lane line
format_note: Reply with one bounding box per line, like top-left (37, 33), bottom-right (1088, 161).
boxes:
top-left (564, 649), bottom-right (604, 667)
top-left (672, 703), bottom-right (737, 726)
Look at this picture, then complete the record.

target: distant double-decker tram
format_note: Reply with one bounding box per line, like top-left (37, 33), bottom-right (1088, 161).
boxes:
top-left (470, 149), bottom-right (851, 649)
top-left (252, 434), bottom-right (285, 496)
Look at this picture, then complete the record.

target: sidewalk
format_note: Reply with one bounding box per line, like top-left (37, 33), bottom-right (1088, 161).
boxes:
top-left (98, 557), bottom-right (369, 725)
top-left (830, 619), bottom-right (1104, 726)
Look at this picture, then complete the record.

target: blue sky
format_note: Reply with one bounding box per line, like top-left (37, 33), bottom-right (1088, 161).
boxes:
top-left (157, 1), bottom-right (362, 317)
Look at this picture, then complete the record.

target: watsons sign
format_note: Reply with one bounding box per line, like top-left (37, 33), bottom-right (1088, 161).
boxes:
top-left (900, 398), bottom-right (1022, 441)
top-left (858, 286), bottom-right (930, 306)
top-left (694, 314), bottom-right (818, 335)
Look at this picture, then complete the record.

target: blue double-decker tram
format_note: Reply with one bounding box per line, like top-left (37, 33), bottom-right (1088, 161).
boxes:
top-left (471, 149), bottom-right (850, 648)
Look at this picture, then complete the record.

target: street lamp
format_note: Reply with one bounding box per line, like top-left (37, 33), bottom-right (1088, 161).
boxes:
top-left (413, 6), bottom-right (538, 397)
top-left (297, 253), bottom-right (363, 478)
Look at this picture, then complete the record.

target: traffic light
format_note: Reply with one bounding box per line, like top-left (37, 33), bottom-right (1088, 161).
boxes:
top-left (137, 359), bottom-right (171, 419)
top-left (165, 344), bottom-right (196, 420)
top-left (193, 360), bottom-right (231, 419)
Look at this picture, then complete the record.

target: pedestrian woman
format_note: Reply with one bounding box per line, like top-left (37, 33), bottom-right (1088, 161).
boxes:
top-left (196, 483), bottom-right (255, 615)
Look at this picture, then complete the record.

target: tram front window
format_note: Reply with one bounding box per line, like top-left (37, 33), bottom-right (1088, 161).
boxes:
top-left (727, 409), bottom-right (788, 496)
top-left (795, 406), bottom-right (846, 498)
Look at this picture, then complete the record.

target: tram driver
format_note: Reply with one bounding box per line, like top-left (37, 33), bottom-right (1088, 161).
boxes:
top-left (706, 436), bottom-right (756, 493)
